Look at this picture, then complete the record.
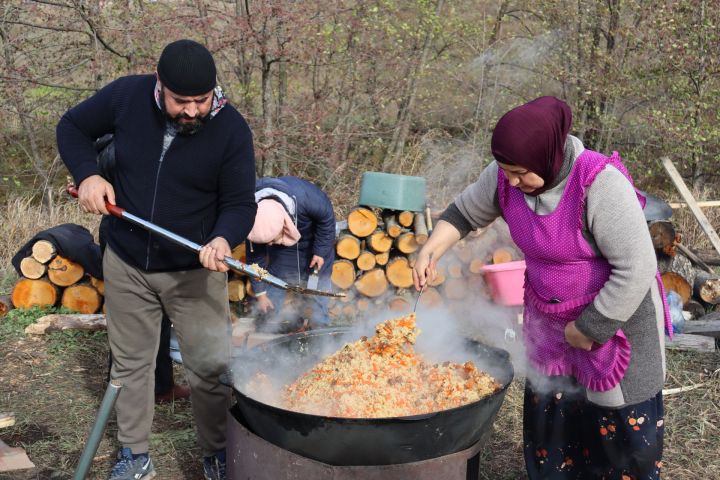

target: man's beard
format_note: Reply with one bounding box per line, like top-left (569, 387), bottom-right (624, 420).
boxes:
top-left (159, 93), bottom-right (209, 136)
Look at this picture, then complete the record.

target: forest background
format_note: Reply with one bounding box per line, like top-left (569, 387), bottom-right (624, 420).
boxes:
top-left (1, 2), bottom-right (720, 479)
top-left (1, 0), bottom-right (718, 215)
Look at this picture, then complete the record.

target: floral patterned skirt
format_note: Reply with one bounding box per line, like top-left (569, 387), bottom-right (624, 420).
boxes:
top-left (523, 378), bottom-right (664, 480)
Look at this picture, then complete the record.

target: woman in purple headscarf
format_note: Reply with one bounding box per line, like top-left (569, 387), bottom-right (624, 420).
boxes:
top-left (414, 97), bottom-right (668, 479)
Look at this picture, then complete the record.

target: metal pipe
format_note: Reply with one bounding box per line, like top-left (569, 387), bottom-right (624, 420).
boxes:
top-left (73, 380), bottom-right (122, 480)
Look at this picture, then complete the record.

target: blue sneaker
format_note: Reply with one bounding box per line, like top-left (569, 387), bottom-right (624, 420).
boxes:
top-left (109, 447), bottom-right (156, 480)
top-left (203, 450), bottom-right (226, 480)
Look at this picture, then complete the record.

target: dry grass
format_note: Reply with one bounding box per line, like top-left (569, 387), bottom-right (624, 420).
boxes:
top-left (660, 187), bottom-right (720, 250)
top-left (0, 194), bottom-right (99, 291)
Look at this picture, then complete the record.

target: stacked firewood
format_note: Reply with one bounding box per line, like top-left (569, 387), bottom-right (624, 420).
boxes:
top-left (327, 208), bottom-right (520, 321)
top-left (10, 240), bottom-right (104, 314)
top-left (649, 220), bottom-right (720, 317)
top-left (11, 240), bottom-right (255, 315)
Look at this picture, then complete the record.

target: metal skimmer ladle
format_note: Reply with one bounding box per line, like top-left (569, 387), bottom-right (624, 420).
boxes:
top-left (413, 284), bottom-right (426, 313)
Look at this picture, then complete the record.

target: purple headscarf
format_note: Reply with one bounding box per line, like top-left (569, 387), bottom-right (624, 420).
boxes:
top-left (491, 96), bottom-right (572, 196)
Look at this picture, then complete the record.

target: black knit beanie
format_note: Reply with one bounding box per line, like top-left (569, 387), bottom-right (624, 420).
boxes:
top-left (156, 39), bottom-right (217, 96)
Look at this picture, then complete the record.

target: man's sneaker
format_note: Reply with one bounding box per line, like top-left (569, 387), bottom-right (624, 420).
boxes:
top-left (109, 447), bottom-right (156, 480)
top-left (203, 450), bottom-right (226, 480)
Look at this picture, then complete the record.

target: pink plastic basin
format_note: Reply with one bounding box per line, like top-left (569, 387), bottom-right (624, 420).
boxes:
top-left (481, 260), bottom-right (526, 306)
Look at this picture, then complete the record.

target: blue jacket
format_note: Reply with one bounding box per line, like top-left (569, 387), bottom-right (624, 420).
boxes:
top-left (247, 176), bottom-right (335, 293)
top-left (57, 74), bottom-right (257, 272)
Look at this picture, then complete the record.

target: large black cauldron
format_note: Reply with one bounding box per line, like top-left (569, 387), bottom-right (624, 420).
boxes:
top-left (228, 327), bottom-right (514, 466)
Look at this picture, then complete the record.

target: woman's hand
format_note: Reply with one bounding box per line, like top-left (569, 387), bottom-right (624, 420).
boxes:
top-left (564, 321), bottom-right (594, 351)
top-left (412, 250), bottom-right (436, 290)
top-left (410, 220), bottom-right (462, 290)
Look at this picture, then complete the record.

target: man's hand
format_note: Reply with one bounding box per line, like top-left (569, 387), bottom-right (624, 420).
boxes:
top-left (199, 237), bottom-right (231, 272)
top-left (309, 255), bottom-right (324, 271)
top-left (565, 321), bottom-right (594, 351)
top-left (78, 175), bottom-right (115, 215)
top-left (255, 294), bottom-right (274, 313)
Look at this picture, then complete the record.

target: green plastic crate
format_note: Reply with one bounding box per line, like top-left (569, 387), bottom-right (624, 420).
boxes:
top-left (358, 172), bottom-right (426, 212)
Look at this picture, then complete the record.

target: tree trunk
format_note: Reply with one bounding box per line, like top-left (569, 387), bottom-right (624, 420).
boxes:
top-left (443, 277), bottom-right (468, 300)
top-left (336, 233), bottom-right (361, 260)
top-left (492, 248), bottom-right (513, 264)
top-left (658, 253), bottom-right (696, 305)
top-left (25, 313), bottom-right (106, 335)
top-left (382, 0), bottom-right (445, 170)
top-left (397, 211), bottom-right (415, 228)
top-left (367, 229), bottom-right (393, 253)
top-left (347, 207), bottom-right (379, 237)
top-left (394, 232), bottom-right (418, 254)
top-left (228, 278), bottom-right (247, 302)
top-left (693, 271), bottom-right (720, 304)
top-left (31, 240), bottom-right (56, 264)
top-left (418, 286), bottom-right (443, 309)
top-left (20, 257), bottom-right (47, 280)
top-left (61, 283), bottom-right (102, 314)
top-left (47, 256), bottom-right (85, 287)
top-left (356, 251), bottom-right (377, 271)
top-left (90, 277), bottom-right (105, 296)
top-left (385, 257), bottom-right (414, 289)
top-left (413, 212), bottom-right (428, 245)
top-left (0, 295), bottom-right (13, 318)
top-left (382, 210), bottom-right (403, 238)
top-left (331, 259), bottom-right (356, 290)
top-left (11, 278), bottom-right (59, 309)
top-left (354, 268), bottom-right (388, 297)
top-left (374, 251), bottom-right (390, 266)
top-left (649, 220), bottom-right (679, 256)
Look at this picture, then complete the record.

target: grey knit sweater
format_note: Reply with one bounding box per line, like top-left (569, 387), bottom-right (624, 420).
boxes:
top-left (442, 135), bottom-right (665, 408)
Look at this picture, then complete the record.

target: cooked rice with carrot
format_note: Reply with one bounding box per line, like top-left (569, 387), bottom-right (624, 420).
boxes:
top-left (282, 313), bottom-right (501, 418)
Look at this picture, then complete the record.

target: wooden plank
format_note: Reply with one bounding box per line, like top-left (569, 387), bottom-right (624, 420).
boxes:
top-left (0, 413), bottom-right (15, 429)
top-left (661, 157), bottom-right (720, 256)
top-left (0, 439), bottom-right (35, 472)
top-left (665, 333), bottom-right (716, 352)
top-left (670, 200), bottom-right (720, 209)
top-left (676, 243), bottom-right (714, 273)
top-left (683, 313), bottom-right (720, 338)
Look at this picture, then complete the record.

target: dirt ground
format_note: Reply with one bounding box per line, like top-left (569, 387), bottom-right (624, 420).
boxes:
top-left (0, 308), bottom-right (719, 480)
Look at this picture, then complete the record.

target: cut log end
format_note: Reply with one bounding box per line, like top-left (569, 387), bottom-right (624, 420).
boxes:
top-left (11, 278), bottom-right (59, 309)
top-left (31, 240), bottom-right (56, 264)
top-left (228, 279), bottom-right (247, 302)
top-left (354, 268), bottom-right (389, 298)
top-left (61, 284), bottom-right (102, 314)
top-left (0, 295), bottom-right (13, 318)
top-left (385, 257), bottom-right (413, 289)
top-left (492, 248), bottom-right (513, 264)
top-left (348, 207), bottom-right (379, 238)
top-left (336, 233), bottom-right (361, 260)
top-left (48, 255), bottom-right (85, 287)
top-left (662, 272), bottom-right (692, 305)
top-left (331, 259), bottom-right (356, 290)
top-left (397, 211), bottom-right (415, 228)
top-left (394, 232), bottom-right (418, 254)
top-left (367, 230), bottom-right (393, 254)
top-left (19, 257), bottom-right (47, 280)
top-left (356, 251), bottom-right (377, 271)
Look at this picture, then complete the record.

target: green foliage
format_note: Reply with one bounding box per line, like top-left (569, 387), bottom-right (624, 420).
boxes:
top-left (0, 306), bottom-right (78, 342)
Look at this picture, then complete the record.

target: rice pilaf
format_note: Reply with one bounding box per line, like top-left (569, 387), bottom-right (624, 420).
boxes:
top-left (282, 313), bottom-right (501, 418)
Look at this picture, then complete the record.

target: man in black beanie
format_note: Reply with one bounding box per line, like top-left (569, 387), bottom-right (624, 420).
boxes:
top-left (56, 39), bottom-right (256, 480)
